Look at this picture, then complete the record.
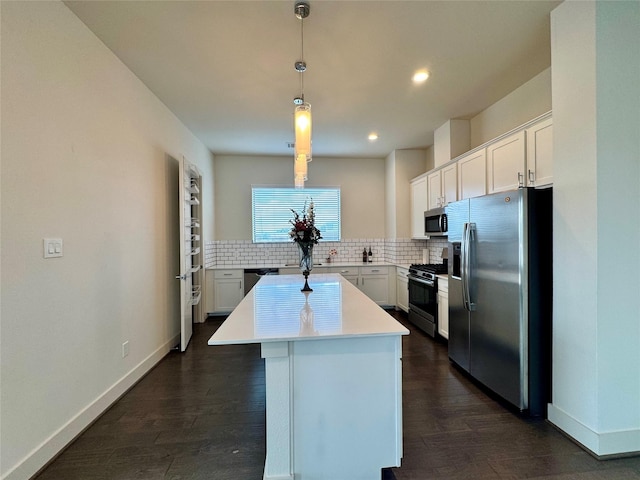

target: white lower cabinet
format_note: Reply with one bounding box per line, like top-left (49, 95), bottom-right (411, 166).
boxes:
top-left (359, 268), bottom-right (389, 305)
top-left (437, 276), bottom-right (449, 340)
top-left (396, 267), bottom-right (409, 313)
top-left (205, 270), bottom-right (215, 314)
top-left (279, 266), bottom-right (329, 276)
top-left (330, 266), bottom-right (359, 288)
top-left (331, 266), bottom-right (390, 305)
top-left (213, 269), bottom-right (244, 313)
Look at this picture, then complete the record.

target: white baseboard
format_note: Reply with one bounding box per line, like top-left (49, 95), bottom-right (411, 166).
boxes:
top-left (548, 403), bottom-right (640, 457)
top-left (2, 334), bottom-right (180, 480)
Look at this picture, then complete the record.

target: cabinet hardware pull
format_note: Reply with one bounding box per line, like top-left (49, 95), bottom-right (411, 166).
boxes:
top-left (517, 172), bottom-right (524, 187)
top-left (528, 169), bottom-right (535, 184)
top-left (224, 273), bottom-right (232, 276)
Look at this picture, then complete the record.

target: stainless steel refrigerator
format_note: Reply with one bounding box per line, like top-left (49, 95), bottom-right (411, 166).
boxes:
top-left (446, 188), bottom-right (552, 416)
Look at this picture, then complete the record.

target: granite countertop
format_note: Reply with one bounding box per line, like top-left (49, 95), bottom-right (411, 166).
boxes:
top-left (208, 273), bottom-right (409, 345)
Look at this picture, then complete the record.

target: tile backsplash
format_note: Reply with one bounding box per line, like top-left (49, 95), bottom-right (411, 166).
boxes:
top-left (205, 237), bottom-right (449, 268)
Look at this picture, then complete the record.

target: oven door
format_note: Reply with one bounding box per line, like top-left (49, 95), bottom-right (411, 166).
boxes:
top-left (407, 274), bottom-right (438, 336)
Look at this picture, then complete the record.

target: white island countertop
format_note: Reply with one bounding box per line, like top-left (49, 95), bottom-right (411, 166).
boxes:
top-left (208, 273), bottom-right (409, 345)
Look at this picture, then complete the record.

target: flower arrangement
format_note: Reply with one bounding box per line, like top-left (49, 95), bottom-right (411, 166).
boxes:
top-left (289, 199), bottom-right (322, 245)
top-left (327, 248), bottom-right (338, 263)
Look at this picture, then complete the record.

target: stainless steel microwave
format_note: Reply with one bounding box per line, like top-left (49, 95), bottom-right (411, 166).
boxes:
top-left (424, 207), bottom-right (447, 236)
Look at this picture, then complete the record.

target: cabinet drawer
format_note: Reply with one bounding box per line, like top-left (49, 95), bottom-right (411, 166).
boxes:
top-left (360, 266), bottom-right (389, 276)
top-left (214, 269), bottom-right (242, 279)
top-left (330, 266), bottom-right (359, 276)
top-left (396, 267), bottom-right (409, 278)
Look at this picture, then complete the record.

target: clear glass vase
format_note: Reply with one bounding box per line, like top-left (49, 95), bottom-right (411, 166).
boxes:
top-left (298, 242), bottom-right (313, 273)
top-left (297, 242), bottom-right (314, 291)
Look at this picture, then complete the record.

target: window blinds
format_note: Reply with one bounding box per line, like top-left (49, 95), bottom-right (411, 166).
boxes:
top-left (252, 187), bottom-right (341, 243)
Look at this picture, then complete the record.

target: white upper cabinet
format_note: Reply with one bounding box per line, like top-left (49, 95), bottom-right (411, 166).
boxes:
top-left (414, 113), bottom-right (552, 222)
top-left (442, 163), bottom-right (458, 206)
top-left (487, 130), bottom-right (526, 193)
top-left (457, 149), bottom-right (486, 200)
top-left (410, 175), bottom-right (428, 239)
top-left (427, 170), bottom-right (443, 210)
top-left (427, 163), bottom-right (458, 210)
top-left (525, 117), bottom-right (553, 187)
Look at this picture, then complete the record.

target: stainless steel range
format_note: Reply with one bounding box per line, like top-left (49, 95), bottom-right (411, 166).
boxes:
top-left (407, 262), bottom-right (448, 337)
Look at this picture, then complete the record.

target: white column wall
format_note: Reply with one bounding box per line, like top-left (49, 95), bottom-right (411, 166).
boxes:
top-left (549, 0), bottom-right (640, 456)
top-left (594, 0), bottom-right (640, 443)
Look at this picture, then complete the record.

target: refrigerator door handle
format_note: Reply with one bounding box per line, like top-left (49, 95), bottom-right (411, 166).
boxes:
top-left (462, 222), bottom-right (476, 311)
top-left (462, 223), bottom-right (469, 310)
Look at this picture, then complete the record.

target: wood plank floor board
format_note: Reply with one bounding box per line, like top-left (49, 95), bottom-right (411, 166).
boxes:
top-left (34, 311), bottom-right (640, 480)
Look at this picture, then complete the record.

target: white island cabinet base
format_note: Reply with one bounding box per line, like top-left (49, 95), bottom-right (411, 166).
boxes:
top-left (209, 274), bottom-right (408, 480)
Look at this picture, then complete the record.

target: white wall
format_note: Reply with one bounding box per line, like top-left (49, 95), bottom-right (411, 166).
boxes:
top-left (384, 149), bottom-right (427, 239)
top-left (470, 67), bottom-right (552, 148)
top-left (214, 155), bottom-right (386, 240)
top-left (548, 0), bottom-right (640, 456)
top-left (0, 2), bottom-right (214, 479)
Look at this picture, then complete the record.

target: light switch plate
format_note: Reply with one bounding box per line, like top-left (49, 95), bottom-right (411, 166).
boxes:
top-left (44, 238), bottom-right (63, 258)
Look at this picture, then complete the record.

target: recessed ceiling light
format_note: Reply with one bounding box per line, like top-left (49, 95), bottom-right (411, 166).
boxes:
top-left (412, 69), bottom-right (430, 84)
top-left (368, 133), bottom-right (379, 141)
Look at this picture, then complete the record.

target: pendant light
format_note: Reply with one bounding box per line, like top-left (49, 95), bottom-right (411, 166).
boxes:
top-left (293, 1), bottom-right (311, 188)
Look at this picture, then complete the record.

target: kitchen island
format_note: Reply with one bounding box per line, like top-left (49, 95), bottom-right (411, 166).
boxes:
top-left (208, 273), bottom-right (409, 480)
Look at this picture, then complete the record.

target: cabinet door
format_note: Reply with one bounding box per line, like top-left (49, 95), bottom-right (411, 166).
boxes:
top-left (396, 274), bottom-right (409, 313)
top-left (330, 267), bottom-right (359, 286)
top-left (410, 176), bottom-right (428, 239)
top-left (205, 270), bottom-right (215, 314)
top-left (214, 279), bottom-right (243, 312)
top-left (359, 275), bottom-right (389, 304)
top-left (437, 292), bottom-right (449, 339)
top-left (526, 117), bottom-right (553, 187)
top-left (441, 163), bottom-right (458, 205)
top-left (343, 275), bottom-right (359, 287)
top-left (487, 131), bottom-right (526, 193)
top-left (458, 150), bottom-right (487, 200)
top-left (427, 170), bottom-right (442, 210)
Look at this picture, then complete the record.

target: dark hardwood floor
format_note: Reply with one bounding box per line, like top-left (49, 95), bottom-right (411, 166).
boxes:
top-left (35, 311), bottom-right (640, 480)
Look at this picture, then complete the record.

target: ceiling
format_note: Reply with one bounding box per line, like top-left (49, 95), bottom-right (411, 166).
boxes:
top-left (64, 0), bottom-right (560, 158)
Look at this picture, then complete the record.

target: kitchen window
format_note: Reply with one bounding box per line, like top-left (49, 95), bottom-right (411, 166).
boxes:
top-left (252, 187), bottom-right (341, 243)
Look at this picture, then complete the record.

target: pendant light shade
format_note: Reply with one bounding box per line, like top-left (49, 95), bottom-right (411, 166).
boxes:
top-left (294, 103), bottom-right (312, 161)
top-left (292, 1), bottom-right (312, 188)
top-left (294, 153), bottom-right (308, 178)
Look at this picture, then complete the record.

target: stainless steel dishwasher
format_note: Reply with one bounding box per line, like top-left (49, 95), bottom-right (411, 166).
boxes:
top-left (243, 268), bottom-right (279, 295)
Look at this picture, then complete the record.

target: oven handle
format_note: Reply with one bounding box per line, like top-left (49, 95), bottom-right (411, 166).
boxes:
top-left (407, 274), bottom-right (435, 287)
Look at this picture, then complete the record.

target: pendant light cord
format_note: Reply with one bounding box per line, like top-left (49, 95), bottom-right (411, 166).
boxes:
top-left (300, 16), bottom-right (304, 101)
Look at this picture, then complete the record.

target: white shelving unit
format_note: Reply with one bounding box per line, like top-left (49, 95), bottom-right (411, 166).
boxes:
top-left (177, 158), bottom-right (204, 351)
